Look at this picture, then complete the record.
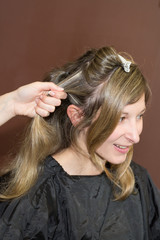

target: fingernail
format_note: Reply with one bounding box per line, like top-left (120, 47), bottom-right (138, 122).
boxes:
top-left (57, 86), bottom-right (64, 90)
top-left (48, 91), bottom-right (55, 96)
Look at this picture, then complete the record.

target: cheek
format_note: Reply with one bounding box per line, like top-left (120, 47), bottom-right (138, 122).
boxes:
top-left (97, 128), bottom-right (122, 151)
top-left (107, 126), bottom-right (122, 142)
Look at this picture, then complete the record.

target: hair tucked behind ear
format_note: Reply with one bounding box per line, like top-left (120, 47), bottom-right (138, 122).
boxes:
top-left (0, 46), bottom-right (151, 200)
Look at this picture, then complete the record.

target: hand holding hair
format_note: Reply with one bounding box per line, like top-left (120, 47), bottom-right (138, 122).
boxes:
top-left (0, 81), bottom-right (67, 126)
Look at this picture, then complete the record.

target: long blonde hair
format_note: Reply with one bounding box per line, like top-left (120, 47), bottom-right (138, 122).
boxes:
top-left (0, 46), bottom-right (151, 200)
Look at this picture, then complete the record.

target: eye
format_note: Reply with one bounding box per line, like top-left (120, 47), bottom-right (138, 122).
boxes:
top-left (119, 116), bottom-right (126, 122)
top-left (137, 114), bottom-right (144, 120)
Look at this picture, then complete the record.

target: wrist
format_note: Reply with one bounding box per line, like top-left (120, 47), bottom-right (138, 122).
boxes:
top-left (8, 90), bottom-right (18, 118)
top-left (0, 90), bottom-right (17, 125)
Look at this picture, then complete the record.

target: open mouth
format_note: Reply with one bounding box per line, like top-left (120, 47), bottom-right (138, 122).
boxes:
top-left (113, 144), bottom-right (130, 154)
top-left (114, 144), bottom-right (128, 149)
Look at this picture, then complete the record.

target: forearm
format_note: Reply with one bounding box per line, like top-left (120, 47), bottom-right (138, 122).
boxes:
top-left (0, 91), bottom-right (16, 126)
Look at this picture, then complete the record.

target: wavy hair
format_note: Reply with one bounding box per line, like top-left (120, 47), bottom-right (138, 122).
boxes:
top-left (0, 46), bottom-right (151, 200)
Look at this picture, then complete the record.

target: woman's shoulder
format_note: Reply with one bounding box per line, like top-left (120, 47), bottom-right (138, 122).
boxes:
top-left (131, 161), bottom-right (159, 188)
top-left (130, 161), bottom-right (154, 191)
top-left (0, 155), bottom-right (60, 238)
top-left (0, 155), bottom-right (61, 217)
top-left (27, 155), bottom-right (62, 202)
top-left (131, 161), bottom-right (148, 187)
top-left (131, 161), bottom-right (148, 178)
top-left (34, 155), bottom-right (62, 184)
top-left (131, 160), bottom-right (160, 197)
top-left (131, 162), bottom-right (160, 237)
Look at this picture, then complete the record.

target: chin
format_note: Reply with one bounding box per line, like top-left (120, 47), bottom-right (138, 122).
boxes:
top-left (106, 156), bottom-right (127, 165)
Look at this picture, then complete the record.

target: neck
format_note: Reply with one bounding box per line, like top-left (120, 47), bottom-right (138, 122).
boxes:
top-left (52, 146), bottom-right (102, 176)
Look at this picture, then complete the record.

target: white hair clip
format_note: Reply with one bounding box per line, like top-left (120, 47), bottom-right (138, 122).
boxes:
top-left (118, 55), bottom-right (131, 73)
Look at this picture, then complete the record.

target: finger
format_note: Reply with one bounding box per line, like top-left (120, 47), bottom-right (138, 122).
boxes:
top-left (43, 90), bottom-right (67, 100)
top-left (44, 91), bottom-right (67, 100)
top-left (35, 106), bottom-right (51, 117)
top-left (39, 95), bottom-right (62, 107)
top-left (37, 81), bottom-right (64, 92)
top-left (51, 91), bottom-right (67, 99)
top-left (37, 98), bottom-right (57, 112)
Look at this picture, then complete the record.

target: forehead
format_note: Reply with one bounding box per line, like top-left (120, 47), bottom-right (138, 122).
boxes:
top-left (122, 94), bottom-right (145, 114)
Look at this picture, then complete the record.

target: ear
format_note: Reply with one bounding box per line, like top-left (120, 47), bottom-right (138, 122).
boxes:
top-left (67, 105), bottom-right (83, 126)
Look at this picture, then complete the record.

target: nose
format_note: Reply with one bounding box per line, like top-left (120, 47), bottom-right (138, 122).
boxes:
top-left (125, 121), bottom-right (141, 144)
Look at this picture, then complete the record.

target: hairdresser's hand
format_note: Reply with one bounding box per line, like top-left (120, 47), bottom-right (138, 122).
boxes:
top-left (14, 82), bottom-right (67, 117)
top-left (0, 82), bottom-right (67, 126)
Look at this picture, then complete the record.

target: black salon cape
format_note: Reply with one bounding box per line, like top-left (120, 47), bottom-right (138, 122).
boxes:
top-left (0, 156), bottom-right (160, 240)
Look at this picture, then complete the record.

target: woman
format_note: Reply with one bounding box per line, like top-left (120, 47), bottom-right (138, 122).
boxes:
top-left (0, 46), bottom-right (159, 239)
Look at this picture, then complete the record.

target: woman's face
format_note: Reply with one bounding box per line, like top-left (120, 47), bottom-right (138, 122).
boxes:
top-left (96, 94), bottom-right (146, 164)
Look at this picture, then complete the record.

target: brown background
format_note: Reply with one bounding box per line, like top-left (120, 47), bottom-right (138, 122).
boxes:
top-left (0, 0), bottom-right (160, 188)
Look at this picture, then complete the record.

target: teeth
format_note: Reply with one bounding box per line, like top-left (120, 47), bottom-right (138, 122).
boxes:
top-left (115, 144), bottom-right (127, 149)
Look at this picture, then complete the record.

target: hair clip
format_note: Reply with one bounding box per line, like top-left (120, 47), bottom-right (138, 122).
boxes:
top-left (118, 55), bottom-right (131, 73)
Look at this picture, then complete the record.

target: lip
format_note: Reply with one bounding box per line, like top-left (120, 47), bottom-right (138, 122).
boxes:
top-left (114, 144), bottom-right (130, 154)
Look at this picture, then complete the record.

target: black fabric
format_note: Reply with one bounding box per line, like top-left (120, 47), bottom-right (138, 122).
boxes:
top-left (0, 155), bottom-right (160, 240)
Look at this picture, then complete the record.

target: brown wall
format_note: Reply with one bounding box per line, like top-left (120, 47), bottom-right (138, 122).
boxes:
top-left (0, 0), bottom-right (160, 187)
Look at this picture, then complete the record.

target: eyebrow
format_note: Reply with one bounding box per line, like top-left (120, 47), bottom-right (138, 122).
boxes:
top-left (122, 108), bottom-right (146, 115)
